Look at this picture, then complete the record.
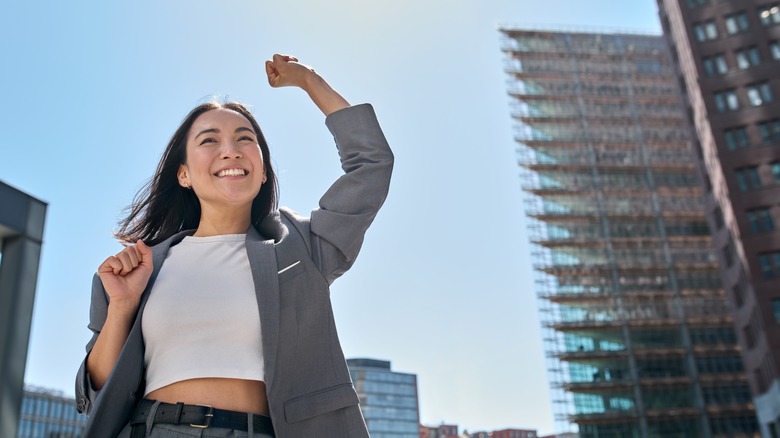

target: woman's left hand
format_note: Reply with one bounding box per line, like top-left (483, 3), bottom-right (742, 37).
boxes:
top-left (265, 54), bottom-right (316, 89)
top-left (264, 53), bottom-right (350, 116)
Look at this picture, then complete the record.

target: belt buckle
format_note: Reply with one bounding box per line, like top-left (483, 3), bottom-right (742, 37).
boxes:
top-left (189, 404), bottom-right (214, 429)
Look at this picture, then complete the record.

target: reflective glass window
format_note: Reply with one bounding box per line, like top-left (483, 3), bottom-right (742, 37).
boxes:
top-left (724, 126), bottom-right (749, 150)
top-left (725, 12), bottom-right (750, 34)
top-left (747, 82), bottom-right (774, 106)
top-left (735, 46), bottom-right (761, 69)
top-left (714, 89), bottom-right (739, 112)
top-left (758, 120), bottom-right (780, 143)
top-left (694, 20), bottom-right (719, 41)
top-left (759, 4), bottom-right (780, 26)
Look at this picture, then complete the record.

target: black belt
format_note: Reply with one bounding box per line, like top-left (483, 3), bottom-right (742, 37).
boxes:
top-left (130, 399), bottom-right (274, 436)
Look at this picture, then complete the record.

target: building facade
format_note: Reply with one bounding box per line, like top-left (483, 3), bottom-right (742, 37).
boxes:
top-left (17, 386), bottom-right (86, 438)
top-left (347, 358), bottom-right (420, 438)
top-left (420, 423), bottom-right (459, 438)
top-left (656, 1), bottom-right (780, 436)
top-left (0, 180), bottom-right (47, 438)
top-left (500, 28), bottom-right (759, 437)
top-left (491, 429), bottom-right (539, 438)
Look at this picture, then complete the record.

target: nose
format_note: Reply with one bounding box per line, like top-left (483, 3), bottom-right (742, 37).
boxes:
top-left (221, 141), bottom-right (242, 159)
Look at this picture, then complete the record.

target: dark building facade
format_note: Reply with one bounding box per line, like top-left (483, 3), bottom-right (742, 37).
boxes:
top-left (0, 180), bottom-right (47, 438)
top-left (347, 358), bottom-right (420, 438)
top-left (657, 1), bottom-right (780, 436)
top-left (500, 28), bottom-right (759, 437)
top-left (17, 386), bottom-right (87, 438)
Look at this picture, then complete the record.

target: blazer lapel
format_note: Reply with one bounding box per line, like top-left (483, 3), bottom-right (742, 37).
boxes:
top-left (245, 226), bottom-right (281, 390)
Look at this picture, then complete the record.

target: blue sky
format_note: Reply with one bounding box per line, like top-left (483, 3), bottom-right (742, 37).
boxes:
top-left (1, 1), bottom-right (660, 434)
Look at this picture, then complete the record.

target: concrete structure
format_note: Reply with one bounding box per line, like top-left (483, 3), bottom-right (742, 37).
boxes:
top-left (656, 1), bottom-right (780, 436)
top-left (500, 28), bottom-right (758, 437)
top-left (17, 385), bottom-right (87, 438)
top-left (0, 180), bottom-right (47, 438)
top-left (347, 358), bottom-right (420, 438)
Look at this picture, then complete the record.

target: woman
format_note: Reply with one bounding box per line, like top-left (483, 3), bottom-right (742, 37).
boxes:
top-left (75, 54), bottom-right (394, 438)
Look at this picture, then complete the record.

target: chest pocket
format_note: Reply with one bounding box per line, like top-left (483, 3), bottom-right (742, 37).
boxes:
top-left (277, 260), bottom-right (306, 284)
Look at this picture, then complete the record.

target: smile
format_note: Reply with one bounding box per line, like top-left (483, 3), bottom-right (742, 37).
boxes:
top-left (215, 168), bottom-right (248, 177)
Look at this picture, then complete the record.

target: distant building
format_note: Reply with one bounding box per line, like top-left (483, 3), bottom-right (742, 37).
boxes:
top-left (540, 433), bottom-right (579, 438)
top-left (491, 429), bottom-right (538, 438)
top-left (347, 358), bottom-right (420, 438)
top-left (0, 180), bottom-right (47, 438)
top-left (422, 425), bottom-right (539, 438)
top-left (657, 0), bottom-right (780, 435)
top-left (420, 423), bottom-right (459, 438)
top-left (500, 28), bottom-right (758, 437)
top-left (16, 385), bottom-right (86, 438)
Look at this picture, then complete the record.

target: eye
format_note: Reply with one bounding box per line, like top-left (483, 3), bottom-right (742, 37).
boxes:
top-left (239, 135), bottom-right (256, 142)
top-left (199, 137), bottom-right (217, 145)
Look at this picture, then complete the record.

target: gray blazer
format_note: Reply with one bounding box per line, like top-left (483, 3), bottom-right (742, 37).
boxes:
top-left (75, 103), bottom-right (393, 438)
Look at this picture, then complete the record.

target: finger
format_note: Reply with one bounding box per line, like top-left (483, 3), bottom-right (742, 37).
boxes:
top-left (99, 256), bottom-right (123, 276)
top-left (116, 251), bottom-right (137, 275)
top-left (125, 247), bottom-right (140, 269)
top-left (273, 53), bottom-right (285, 64)
top-left (265, 60), bottom-right (276, 76)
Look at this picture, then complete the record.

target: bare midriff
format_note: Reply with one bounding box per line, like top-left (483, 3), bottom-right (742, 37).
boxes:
top-left (146, 378), bottom-right (269, 416)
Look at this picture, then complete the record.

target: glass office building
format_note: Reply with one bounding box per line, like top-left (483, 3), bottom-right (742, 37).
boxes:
top-left (500, 29), bottom-right (758, 437)
top-left (17, 386), bottom-right (86, 438)
top-left (347, 358), bottom-right (420, 438)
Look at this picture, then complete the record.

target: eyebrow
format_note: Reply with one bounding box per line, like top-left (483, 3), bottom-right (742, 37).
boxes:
top-left (194, 126), bottom-right (256, 139)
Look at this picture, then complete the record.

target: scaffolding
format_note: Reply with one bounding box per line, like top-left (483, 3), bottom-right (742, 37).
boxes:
top-left (501, 29), bottom-right (759, 438)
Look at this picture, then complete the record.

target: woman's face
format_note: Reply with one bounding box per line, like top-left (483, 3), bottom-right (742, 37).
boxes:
top-left (178, 109), bottom-right (266, 214)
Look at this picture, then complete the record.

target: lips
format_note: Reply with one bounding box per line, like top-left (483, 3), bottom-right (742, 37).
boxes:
top-left (215, 168), bottom-right (248, 177)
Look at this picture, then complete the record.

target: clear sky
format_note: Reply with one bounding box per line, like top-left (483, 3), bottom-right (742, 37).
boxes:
top-left (1, 1), bottom-right (660, 435)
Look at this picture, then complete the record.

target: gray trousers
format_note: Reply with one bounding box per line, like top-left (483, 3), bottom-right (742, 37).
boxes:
top-left (116, 423), bottom-right (274, 437)
top-left (117, 400), bottom-right (274, 438)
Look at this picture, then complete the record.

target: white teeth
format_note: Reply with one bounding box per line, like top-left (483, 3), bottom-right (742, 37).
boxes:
top-left (217, 169), bottom-right (246, 177)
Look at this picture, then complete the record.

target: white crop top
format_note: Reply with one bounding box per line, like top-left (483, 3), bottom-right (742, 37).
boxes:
top-left (142, 234), bottom-right (264, 396)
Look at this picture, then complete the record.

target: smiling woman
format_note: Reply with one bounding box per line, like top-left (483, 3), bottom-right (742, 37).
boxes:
top-left (74, 54), bottom-right (394, 438)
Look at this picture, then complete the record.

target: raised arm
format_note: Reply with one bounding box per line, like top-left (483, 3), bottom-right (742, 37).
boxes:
top-left (264, 53), bottom-right (393, 283)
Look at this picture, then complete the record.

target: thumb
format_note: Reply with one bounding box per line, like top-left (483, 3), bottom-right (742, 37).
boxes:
top-left (136, 240), bottom-right (153, 267)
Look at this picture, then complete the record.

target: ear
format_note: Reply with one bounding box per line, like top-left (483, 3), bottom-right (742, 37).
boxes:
top-left (178, 164), bottom-right (190, 188)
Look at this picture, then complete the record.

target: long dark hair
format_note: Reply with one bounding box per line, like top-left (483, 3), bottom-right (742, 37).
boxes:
top-left (115, 101), bottom-right (278, 245)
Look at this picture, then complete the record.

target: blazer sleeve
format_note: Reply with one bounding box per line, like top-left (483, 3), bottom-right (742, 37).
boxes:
top-left (74, 273), bottom-right (109, 415)
top-left (308, 103), bottom-right (394, 284)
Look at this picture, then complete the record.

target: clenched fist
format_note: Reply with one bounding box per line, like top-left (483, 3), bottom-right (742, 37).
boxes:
top-left (97, 240), bottom-right (153, 311)
top-left (265, 54), bottom-right (317, 89)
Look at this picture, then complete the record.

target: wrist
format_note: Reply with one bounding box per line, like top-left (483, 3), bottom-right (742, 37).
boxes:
top-left (107, 299), bottom-right (140, 319)
top-left (301, 70), bottom-right (327, 94)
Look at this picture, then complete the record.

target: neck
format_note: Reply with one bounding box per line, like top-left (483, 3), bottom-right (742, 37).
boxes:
top-left (194, 204), bottom-right (252, 237)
